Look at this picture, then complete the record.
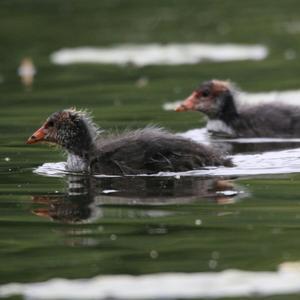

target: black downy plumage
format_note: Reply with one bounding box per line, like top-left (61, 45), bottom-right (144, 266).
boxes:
top-left (176, 80), bottom-right (300, 138)
top-left (27, 108), bottom-right (232, 175)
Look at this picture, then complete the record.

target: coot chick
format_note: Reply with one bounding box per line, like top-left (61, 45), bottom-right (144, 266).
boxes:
top-left (27, 108), bottom-right (232, 175)
top-left (176, 80), bottom-right (300, 138)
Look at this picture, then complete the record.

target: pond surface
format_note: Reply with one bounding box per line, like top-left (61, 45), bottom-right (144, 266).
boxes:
top-left (3, 126), bottom-right (300, 299)
top-left (2, 0), bottom-right (300, 299)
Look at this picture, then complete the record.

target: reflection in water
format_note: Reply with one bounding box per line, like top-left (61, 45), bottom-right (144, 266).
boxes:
top-left (32, 175), bottom-right (244, 224)
top-left (212, 139), bottom-right (300, 155)
top-left (181, 128), bottom-right (300, 155)
top-left (32, 176), bottom-right (97, 224)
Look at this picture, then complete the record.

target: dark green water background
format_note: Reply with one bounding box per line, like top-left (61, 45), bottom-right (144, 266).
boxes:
top-left (2, 1), bottom-right (300, 299)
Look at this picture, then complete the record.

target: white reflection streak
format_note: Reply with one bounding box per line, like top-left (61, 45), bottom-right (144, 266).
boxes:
top-left (50, 44), bottom-right (268, 66)
top-left (2, 263), bottom-right (300, 299)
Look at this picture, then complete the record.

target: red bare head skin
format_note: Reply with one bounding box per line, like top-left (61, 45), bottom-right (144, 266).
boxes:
top-left (175, 91), bottom-right (200, 112)
top-left (26, 110), bottom-right (74, 145)
top-left (175, 80), bottom-right (231, 112)
top-left (26, 108), bottom-right (98, 161)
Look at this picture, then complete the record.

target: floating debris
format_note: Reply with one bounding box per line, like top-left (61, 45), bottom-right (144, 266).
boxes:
top-left (284, 49), bottom-right (296, 60)
top-left (150, 250), bottom-right (159, 259)
top-left (208, 259), bottom-right (218, 269)
top-left (17, 57), bottom-right (36, 91)
top-left (110, 234), bottom-right (117, 241)
top-left (195, 219), bottom-right (202, 226)
top-left (136, 76), bottom-right (149, 88)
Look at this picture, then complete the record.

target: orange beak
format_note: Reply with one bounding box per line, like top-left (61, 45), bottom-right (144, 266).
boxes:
top-left (26, 126), bottom-right (47, 144)
top-left (175, 91), bottom-right (200, 112)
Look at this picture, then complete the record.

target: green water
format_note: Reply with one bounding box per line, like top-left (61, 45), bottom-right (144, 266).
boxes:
top-left (2, 1), bottom-right (300, 299)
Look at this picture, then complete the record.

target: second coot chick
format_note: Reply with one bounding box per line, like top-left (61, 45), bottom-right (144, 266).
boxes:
top-left (176, 80), bottom-right (300, 138)
top-left (27, 108), bottom-right (232, 175)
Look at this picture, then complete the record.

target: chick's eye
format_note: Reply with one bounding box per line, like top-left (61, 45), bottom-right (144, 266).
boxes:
top-left (202, 90), bottom-right (210, 97)
top-left (47, 120), bottom-right (54, 127)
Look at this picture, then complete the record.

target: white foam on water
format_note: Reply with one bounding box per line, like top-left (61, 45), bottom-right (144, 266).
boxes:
top-left (163, 89), bottom-right (300, 111)
top-left (102, 189), bottom-right (118, 194)
top-left (33, 162), bottom-right (68, 177)
top-left (152, 148), bottom-right (300, 177)
top-left (50, 44), bottom-right (268, 66)
top-left (2, 262), bottom-right (300, 299)
top-left (216, 190), bottom-right (238, 196)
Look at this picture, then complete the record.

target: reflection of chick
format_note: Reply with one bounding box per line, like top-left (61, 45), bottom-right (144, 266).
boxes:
top-left (32, 176), bottom-right (101, 224)
top-left (18, 57), bottom-right (36, 90)
top-left (214, 179), bottom-right (237, 204)
top-left (32, 194), bottom-right (98, 224)
top-left (31, 175), bottom-right (244, 224)
top-left (93, 176), bottom-right (240, 205)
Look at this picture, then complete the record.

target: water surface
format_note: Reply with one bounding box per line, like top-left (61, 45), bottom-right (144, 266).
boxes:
top-left (2, 1), bottom-right (300, 299)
